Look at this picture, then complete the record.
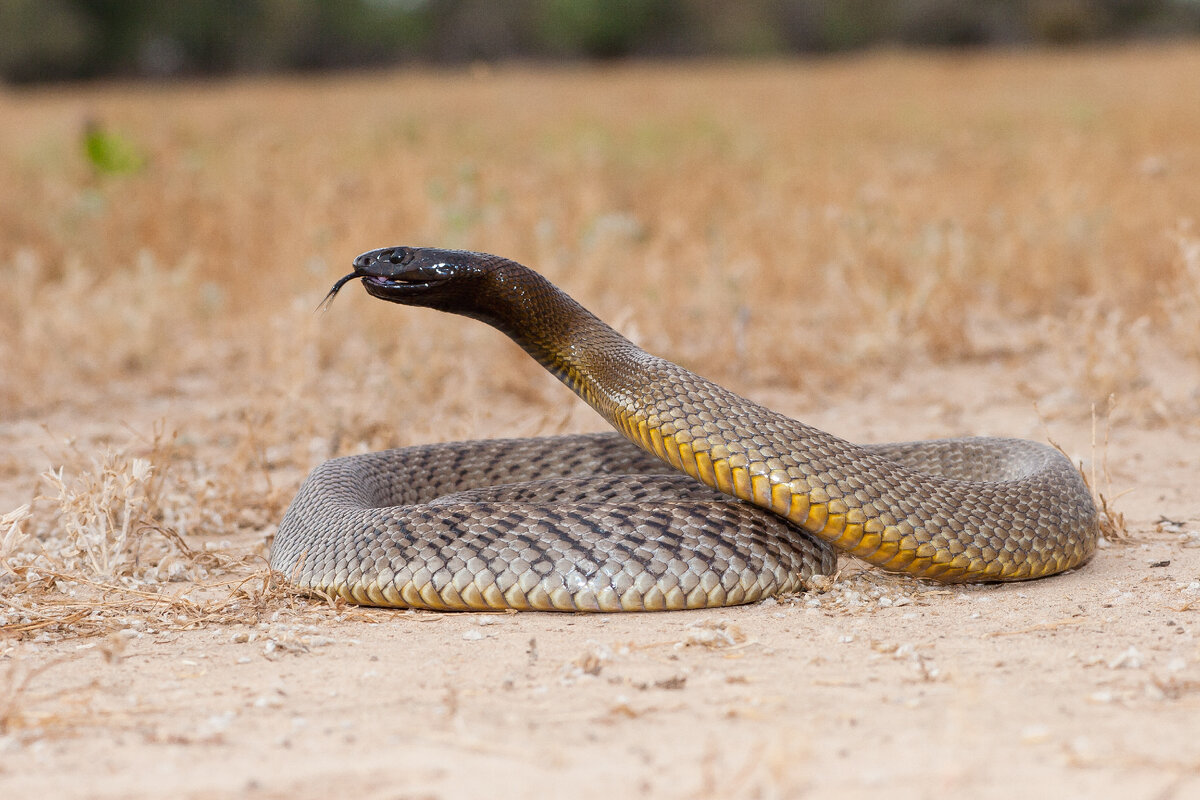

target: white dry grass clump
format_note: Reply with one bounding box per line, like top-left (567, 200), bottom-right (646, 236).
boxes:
top-left (0, 443), bottom-right (194, 598)
top-left (2, 439), bottom-right (245, 639)
top-left (0, 431), bottom-right (334, 646)
top-left (39, 451), bottom-right (153, 579)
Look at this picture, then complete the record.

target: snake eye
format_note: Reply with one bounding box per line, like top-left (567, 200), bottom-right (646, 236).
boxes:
top-left (386, 248), bottom-right (411, 265)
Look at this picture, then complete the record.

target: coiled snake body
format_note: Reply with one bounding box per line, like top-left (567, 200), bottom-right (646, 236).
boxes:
top-left (272, 248), bottom-right (1098, 611)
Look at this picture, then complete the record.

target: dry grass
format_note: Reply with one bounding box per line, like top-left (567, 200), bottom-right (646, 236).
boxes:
top-left (0, 428), bottom-right (286, 641)
top-left (1, 46), bottom-right (1198, 655)
top-left (4, 49), bottom-right (1199, 406)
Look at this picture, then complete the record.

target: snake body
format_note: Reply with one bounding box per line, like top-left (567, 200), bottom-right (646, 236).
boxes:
top-left (271, 247), bottom-right (1098, 611)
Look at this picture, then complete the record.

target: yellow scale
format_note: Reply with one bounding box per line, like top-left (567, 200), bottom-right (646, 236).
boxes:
top-left (609, 407), bottom-right (1033, 584)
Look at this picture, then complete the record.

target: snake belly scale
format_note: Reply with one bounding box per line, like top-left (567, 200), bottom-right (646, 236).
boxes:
top-left (271, 247), bottom-right (1098, 611)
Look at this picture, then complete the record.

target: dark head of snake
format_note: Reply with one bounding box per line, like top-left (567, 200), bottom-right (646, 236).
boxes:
top-left (326, 247), bottom-right (549, 328)
top-left (294, 245), bottom-right (1098, 596)
top-left (326, 247), bottom-right (608, 382)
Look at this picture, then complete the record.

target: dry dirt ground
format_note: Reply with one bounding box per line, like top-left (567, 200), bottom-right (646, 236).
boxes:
top-left (3, 360), bottom-right (1198, 800)
top-left (2, 48), bottom-right (1200, 799)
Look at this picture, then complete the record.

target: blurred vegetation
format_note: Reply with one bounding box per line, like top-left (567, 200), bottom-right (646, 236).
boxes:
top-left (2, 0), bottom-right (1199, 83)
top-left (81, 120), bottom-right (147, 175)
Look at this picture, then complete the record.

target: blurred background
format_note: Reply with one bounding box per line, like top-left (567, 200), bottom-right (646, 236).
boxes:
top-left (3, 0), bottom-right (1198, 427)
top-left (4, 0), bottom-right (1200, 84)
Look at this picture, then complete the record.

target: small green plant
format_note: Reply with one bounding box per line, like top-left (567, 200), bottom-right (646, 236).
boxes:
top-left (82, 119), bottom-right (145, 175)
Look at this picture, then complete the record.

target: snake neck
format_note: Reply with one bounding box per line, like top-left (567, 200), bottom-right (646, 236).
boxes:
top-left (469, 261), bottom-right (655, 423)
top-left (468, 259), bottom-right (798, 460)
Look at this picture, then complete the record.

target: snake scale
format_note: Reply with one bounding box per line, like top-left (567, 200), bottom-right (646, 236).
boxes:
top-left (271, 247), bottom-right (1098, 611)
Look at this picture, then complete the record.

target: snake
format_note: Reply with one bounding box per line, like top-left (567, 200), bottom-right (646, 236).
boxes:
top-left (270, 247), bottom-right (1099, 611)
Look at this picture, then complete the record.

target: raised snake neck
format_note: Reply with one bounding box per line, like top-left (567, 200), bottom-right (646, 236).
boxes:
top-left (270, 248), bottom-right (1098, 610)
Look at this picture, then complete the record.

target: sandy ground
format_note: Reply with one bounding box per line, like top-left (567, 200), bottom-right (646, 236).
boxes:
top-left (3, 353), bottom-right (1198, 800)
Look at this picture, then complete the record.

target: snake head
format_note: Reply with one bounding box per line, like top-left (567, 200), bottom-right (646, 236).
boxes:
top-left (321, 247), bottom-right (499, 313)
top-left (325, 246), bottom-right (559, 342)
top-left (355, 246), bottom-right (456, 286)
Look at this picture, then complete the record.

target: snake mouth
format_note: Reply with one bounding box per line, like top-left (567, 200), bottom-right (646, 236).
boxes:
top-left (319, 249), bottom-right (458, 310)
top-left (360, 272), bottom-right (450, 296)
top-left (318, 271), bottom-right (446, 311)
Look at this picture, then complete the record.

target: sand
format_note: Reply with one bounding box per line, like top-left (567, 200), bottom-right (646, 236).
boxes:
top-left (3, 352), bottom-right (1198, 800)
